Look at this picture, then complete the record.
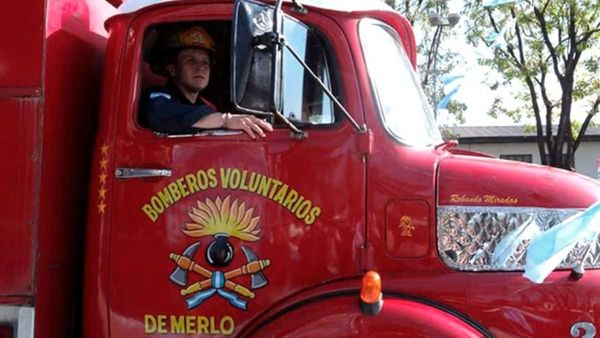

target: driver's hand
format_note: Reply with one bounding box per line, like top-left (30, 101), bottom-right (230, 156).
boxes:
top-left (225, 114), bottom-right (273, 139)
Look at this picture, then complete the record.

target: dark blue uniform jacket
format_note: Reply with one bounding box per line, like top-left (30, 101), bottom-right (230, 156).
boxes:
top-left (140, 81), bottom-right (216, 134)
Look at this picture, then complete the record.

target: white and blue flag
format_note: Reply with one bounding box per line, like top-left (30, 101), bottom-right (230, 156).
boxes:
top-left (483, 0), bottom-right (519, 8)
top-left (437, 86), bottom-right (460, 110)
top-left (524, 201), bottom-right (600, 283)
top-left (436, 74), bottom-right (464, 110)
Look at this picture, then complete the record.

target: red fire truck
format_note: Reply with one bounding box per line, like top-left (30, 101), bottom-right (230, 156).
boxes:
top-left (2, 0), bottom-right (600, 337)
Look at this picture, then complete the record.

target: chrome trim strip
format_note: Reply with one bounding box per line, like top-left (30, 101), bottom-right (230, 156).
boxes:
top-left (0, 305), bottom-right (35, 338)
top-left (115, 167), bottom-right (172, 179)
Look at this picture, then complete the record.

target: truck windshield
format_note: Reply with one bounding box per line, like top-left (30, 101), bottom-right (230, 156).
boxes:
top-left (359, 19), bottom-right (442, 147)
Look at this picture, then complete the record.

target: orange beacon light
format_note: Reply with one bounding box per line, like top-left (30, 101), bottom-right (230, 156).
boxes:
top-left (360, 271), bottom-right (383, 315)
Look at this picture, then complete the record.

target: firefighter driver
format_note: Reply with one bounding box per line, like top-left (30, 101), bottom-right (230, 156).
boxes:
top-left (141, 26), bottom-right (273, 138)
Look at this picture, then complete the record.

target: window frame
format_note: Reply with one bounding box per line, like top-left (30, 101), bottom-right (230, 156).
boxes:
top-left (499, 154), bottom-right (533, 163)
top-left (132, 13), bottom-right (345, 138)
top-left (278, 14), bottom-right (340, 128)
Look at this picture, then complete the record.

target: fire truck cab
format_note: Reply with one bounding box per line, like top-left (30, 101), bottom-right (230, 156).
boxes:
top-left (2, 0), bottom-right (600, 337)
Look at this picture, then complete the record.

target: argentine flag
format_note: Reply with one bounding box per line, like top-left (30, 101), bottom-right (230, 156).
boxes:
top-left (436, 74), bottom-right (464, 110)
top-left (523, 201), bottom-right (600, 283)
top-left (483, 0), bottom-right (519, 8)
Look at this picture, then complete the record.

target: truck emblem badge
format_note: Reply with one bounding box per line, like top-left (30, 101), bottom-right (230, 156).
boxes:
top-left (571, 322), bottom-right (596, 338)
top-left (399, 215), bottom-right (415, 237)
top-left (253, 10), bottom-right (272, 33)
top-left (168, 196), bottom-right (271, 311)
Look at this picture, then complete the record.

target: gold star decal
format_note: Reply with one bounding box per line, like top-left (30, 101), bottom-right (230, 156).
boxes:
top-left (98, 201), bottom-right (107, 214)
top-left (100, 159), bottom-right (108, 169)
top-left (101, 144), bottom-right (109, 155)
top-left (99, 173), bottom-right (108, 184)
top-left (98, 187), bottom-right (108, 199)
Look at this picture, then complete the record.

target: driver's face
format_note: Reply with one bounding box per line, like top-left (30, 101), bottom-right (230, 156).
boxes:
top-left (170, 48), bottom-right (211, 93)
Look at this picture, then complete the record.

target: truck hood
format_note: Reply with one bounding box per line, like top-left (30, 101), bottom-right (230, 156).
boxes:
top-left (436, 154), bottom-right (600, 273)
top-left (437, 154), bottom-right (600, 209)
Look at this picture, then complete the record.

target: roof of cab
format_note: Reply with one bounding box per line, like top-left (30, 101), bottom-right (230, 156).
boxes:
top-left (118, 0), bottom-right (393, 14)
top-left (284, 0), bottom-right (392, 12)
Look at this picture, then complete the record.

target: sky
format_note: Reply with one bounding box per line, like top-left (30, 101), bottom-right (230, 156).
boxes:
top-left (417, 0), bottom-right (519, 126)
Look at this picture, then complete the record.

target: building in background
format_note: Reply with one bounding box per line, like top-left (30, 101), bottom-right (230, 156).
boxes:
top-left (446, 125), bottom-right (600, 179)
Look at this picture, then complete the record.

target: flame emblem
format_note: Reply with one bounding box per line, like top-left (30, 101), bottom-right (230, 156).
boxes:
top-left (169, 196), bottom-right (270, 311)
top-left (184, 196), bottom-right (261, 242)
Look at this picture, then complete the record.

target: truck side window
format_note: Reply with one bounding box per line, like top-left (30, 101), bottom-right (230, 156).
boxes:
top-left (281, 18), bottom-right (335, 125)
top-left (138, 22), bottom-right (232, 133)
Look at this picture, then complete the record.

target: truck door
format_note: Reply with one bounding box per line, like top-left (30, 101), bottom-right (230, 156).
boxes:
top-left (357, 18), bottom-right (445, 276)
top-left (105, 9), bottom-right (366, 337)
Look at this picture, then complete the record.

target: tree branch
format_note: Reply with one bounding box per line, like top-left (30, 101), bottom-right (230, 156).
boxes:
top-left (553, 7), bottom-right (577, 167)
top-left (486, 8), bottom-right (501, 33)
top-left (511, 8), bottom-right (527, 64)
top-left (484, 9), bottom-right (527, 70)
top-left (558, 26), bottom-right (563, 52)
top-left (486, 13), bottom-right (524, 70)
top-left (541, 0), bottom-right (551, 13)
top-left (577, 27), bottom-right (600, 47)
top-left (567, 4), bottom-right (578, 66)
top-left (422, 26), bottom-right (442, 86)
top-left (534, 6), bottom-right (563, 82)
top-left (524, 77), bottom-right (547, 165)
top-left (534, 69), bottom-right (554, 158)
top-left (573, 98), bottom-right (600, 152)
top-left (512, 8), bottom-right (548, 165)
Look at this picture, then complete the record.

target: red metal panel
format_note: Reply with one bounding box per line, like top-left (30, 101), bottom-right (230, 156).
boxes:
top-left (248, 294), bottom-right (485, 337)
top-left (385, 200), bottom-right (430, 258)
top-left (341, 12), bottom-right (442, 273)
top-left (83, 14), bottom-right (129, 338)
top-left (83, 1), bottom-right (600, 337)
top-left (0, 97), bottom-right (42, 296)
top-left (0, 0), bottom-right (44, 88)
top-left (465, 272), bottom-right (600, 337)
top-left (438, 155), bottom-right (600, 209)
top-left (39, 0), bottom-right (107, 269)
top-left (0, 0), bottom-right (46, 297)
top-left (33, 1), bottom-right (116, 337)
top-left (94, 3), bottom-right (367, 336)
top-left (106, 127), bottom-right (365, 336)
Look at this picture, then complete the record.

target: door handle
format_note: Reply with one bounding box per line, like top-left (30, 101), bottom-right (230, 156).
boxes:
top-left (115, 167), bottom-right (172, 179)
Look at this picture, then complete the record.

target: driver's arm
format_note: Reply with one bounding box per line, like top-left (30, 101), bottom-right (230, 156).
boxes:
top-left (192, 113), bottom-right (273, 139)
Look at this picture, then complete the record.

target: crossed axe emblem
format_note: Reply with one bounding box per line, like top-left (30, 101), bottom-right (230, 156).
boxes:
top-left (169, 242), bottom-right (271, 310)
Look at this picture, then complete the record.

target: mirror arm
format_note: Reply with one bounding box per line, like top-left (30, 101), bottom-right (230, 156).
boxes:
top-left (273, 107), bottom-right (308, 138)
top-left (274, 0), bottom-right (284, 14)
top-left (268, 0), bottom-right (307, 138)
top-left (291, 0), bottom-right (308, 14)
top-left (252, 32), bottom-right (279, 51)
top-left (282, 40), bottom-right (367, 133)
top-left (272, 0), bottom-right (283, 111)
top-left (250, 39), bottom-right (306, 137)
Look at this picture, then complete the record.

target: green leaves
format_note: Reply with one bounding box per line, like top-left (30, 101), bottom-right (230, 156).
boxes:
top-left (466, 0), bottom-right (600, 168)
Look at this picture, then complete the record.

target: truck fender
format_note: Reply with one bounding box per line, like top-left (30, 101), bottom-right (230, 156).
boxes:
top-left (239, 290), bottom-right (493, 337)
